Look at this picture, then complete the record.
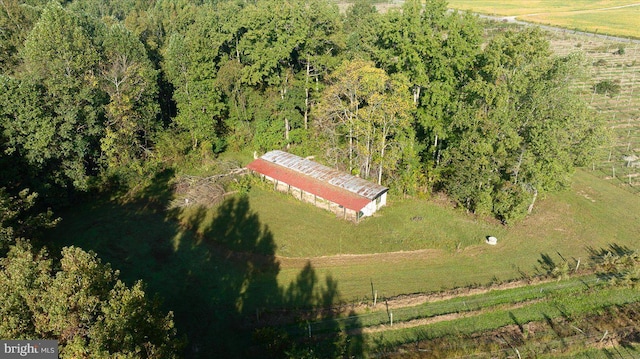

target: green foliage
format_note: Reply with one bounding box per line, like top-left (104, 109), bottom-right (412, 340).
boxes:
top-left (100, 24), bottom-right (159, 176)
top-left (0, 188), bottom-right (58, 253)
top-left (0, 241), bottom-right (181, 358)
top-left (316, 60), bottom-right (416, 184)
top-left (0, 0), bottom-right (42, 73)
top-left (344, 0), bottom-right (380, 59)
top-left (491, 182), bottom-right (530, 224)
top-left (593, 79), bottom-right (621, 96)
top-left (442, 29), bottom-right (604, 221)
top-left (374, 0), bottom-right (482, 180)
top-left (228, 174), bottom-right (253, 197)
top-left (590, 244), bottom-right (640, 288)
top-left (162, 27), bottom-right (227, 152)
top-left (3, 3), bottom-right (104, 189)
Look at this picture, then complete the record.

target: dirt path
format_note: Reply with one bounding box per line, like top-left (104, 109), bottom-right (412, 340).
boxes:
top-left (277, 248), bottom-right (443, 269)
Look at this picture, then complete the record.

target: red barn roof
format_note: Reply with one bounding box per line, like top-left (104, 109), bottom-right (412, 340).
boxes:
top-left (246, 151), bottom-right (388, 212)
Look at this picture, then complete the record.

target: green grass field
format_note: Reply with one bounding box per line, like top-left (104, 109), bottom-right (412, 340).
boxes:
top-left (48, 166), bottom-right (640, 356)
top-left (270, 168), bottom-right (640, 300)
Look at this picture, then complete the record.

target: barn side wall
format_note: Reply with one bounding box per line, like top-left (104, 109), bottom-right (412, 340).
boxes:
top-left (257, 173), bottom-right (360, 221)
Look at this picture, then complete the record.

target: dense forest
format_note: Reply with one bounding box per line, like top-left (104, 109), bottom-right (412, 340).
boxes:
top-left (0, 0), bottom-right (606, 357)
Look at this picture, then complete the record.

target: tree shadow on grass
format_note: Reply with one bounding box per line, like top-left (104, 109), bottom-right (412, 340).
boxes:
top-left (50, 173), bottom-right (364, 358)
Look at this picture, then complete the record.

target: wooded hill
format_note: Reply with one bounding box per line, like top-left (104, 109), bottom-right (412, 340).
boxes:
top-left (0, 0), bottom-right (605, 222)
top-left (0, 0), bottom-right (617, 358)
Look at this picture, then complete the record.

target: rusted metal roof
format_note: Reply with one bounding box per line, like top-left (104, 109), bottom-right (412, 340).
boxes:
top-left (247, 150), bottom-right (388, 212)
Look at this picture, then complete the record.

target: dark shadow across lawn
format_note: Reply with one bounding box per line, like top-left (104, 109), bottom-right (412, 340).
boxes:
top-left (48, 171), bottom-right (363, 358)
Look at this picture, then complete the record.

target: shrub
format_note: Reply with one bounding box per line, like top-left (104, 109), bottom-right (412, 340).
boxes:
top-left (593, 59), bottom-right (607, 67)
top-left (590, 244), bottom-right (639, 287)
top-left (593, 79), bottom-right (621, 97)
top-left (537, 253), bottom-right (570, 280)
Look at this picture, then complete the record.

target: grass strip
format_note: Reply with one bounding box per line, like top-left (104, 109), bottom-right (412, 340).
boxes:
top-left (283, 276), bottom-right (599, 336)
top-left (364, 286), bottom-right (640, 352)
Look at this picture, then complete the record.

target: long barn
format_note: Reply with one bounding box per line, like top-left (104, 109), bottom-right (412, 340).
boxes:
top-left (246, 150), bottom-right (388, 221)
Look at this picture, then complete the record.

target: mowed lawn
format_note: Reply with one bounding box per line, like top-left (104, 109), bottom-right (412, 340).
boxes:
top-left (50, 167), bottom-right (639, 305)
top-left (447, 0), bottom-right (640, 38)
top-left (267, 169), bottom-right (640, 300)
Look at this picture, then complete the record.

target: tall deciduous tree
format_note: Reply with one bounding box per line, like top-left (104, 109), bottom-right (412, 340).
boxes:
top-left (162, 4), bottom-right (230, 152)
top-left (375, 0), bottom-right (481, 175)
top-left (0, 241), bottom-right (180, 358)
top-left (8, 3), bottom-right (104, 189)
top-left (317, 59), bottom-right (415, 185)
top-left (236, 0), bottom-right (306, 150)
top-left (296, 0), bottom-right (343, 130)
top-left (442, 29), bottom-right (604, 222)
top-left (100, 24), bottom-right (159, 173)
top-left (343, 0), bottom-right (379, 59)
top-left (0, 0), bottom-right (43, 73)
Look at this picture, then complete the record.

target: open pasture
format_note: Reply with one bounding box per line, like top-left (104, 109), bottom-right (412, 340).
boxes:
top-left (50, 166), bottom-right (640, 356)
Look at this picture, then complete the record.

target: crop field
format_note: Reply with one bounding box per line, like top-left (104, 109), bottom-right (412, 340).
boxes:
top-left (447, 0), bottom-right (640, 39)
top-left (447, 0), bottom-right (639, 15)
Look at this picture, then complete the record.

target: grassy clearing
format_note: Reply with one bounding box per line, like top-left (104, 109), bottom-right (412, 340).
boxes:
top-left (247, 182), bottom-right (504, 258)
top-left (47, 166), bottom-right (640, 356)
top-left (272, 168), bottom-right (640, 300)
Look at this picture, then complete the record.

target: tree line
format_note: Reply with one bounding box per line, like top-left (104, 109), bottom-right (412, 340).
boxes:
top-left (0, 0), bottom-right (604, 222)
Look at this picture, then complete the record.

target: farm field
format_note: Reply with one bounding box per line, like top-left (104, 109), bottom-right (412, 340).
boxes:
top-left (544, 31), bottom-right (640, 194)
top-left (45, 10), bottom-right (640, 358)
top-left (447, 0), bottom-right (639, 15)
top-left (447, 0), bottom-right (640, 39)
